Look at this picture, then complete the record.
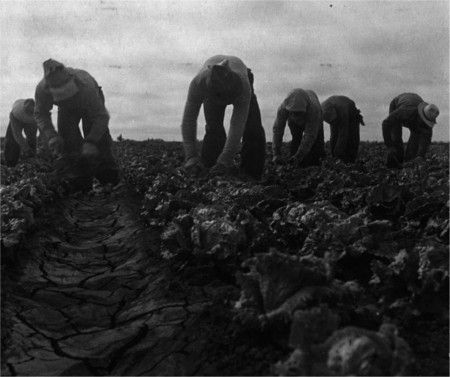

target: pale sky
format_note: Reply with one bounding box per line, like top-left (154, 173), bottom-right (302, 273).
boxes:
top-left (0, 0), bottom-right (448, 141)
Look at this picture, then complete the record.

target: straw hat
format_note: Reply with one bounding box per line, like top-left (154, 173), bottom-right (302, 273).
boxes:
top-left (418, 102), bottom-right (439, 128)
top-left (43, 59), bottom-right (79, 102)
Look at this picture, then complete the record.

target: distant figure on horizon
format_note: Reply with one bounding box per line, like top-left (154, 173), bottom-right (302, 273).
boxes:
top-left (35, 59), bottom-right (119, 191)
top-left (180, 55), bottom-right (266, 179)
top-left (321, 95), bottom-right (365, 163)
top-left (3, 99), bottom-right (38, 167)
top-left (272, 88), bottom-right (325, 166)
top-left (382, 93), bottom-right (439, 168)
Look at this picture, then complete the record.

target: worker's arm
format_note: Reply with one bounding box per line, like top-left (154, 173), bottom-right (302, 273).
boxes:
top-left (272, 105), bottom-right (289, 156)
top-left (83, 85), bottom-right (110, 144)
top-left (294, 103), bottom-right (321, 161)
top-left (34, 82), bottom-right (58, 140)
top-left (216, 83), bottom-right (251, 167)
top-left (9, 114), bottom-right (29, 151)
top-left (181, 76), bottom-right (204, 161)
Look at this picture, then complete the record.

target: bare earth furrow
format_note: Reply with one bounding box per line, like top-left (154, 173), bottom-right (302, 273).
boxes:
top-left (2, 189), bottom-right (211, 376)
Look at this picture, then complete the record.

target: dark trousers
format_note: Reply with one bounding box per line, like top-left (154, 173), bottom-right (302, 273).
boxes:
top-left (382, 122), bottom-right (432, 164)
top-left (329, 110), bottom-right (361, 163)
top-left (200, 70), bottom-right (266, 179)
top-left (4, 117), bottom-right (37, 167)
top-left (383, 100), bottom-right (432, 164)
top-left (288, 121), bottom-right (325, 167)
top-left (56, 92), bottom-right (119, 187)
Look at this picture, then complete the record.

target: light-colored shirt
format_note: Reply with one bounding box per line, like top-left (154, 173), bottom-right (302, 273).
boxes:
top-left (10, 99), bottom-right (37, 149)
top-left (180, 55), bottom-right (252, 167)
top-left (11, 99), bottom-right (35, 124)
top-left (272, 89), bottom-right (323, 159)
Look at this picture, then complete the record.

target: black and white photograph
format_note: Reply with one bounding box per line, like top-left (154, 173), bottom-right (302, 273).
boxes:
top-left (0, 0), bottom-right (449, 375)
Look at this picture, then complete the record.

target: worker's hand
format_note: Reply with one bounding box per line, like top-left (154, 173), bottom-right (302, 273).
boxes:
top-left (81, 142), bottom-right (99, 159)
top-left (386, 149), bottom-right (401, 169)
top-left (272, 155), bottom-right (283, 164)
top-left (21, 144), bottom-right (31, 155)
top-left (48, 136), bottom-right (64, 156)
top-left (183, 157), bottom-right (204, 175)
top-left (22, 146), bottom-right (35, 158)
top-left (209, 162), bottom-right (229, 176)
top-left (289, 154), bottom-right (301, 164)
top-left (404, 156), bottom-right (425, 168)
top-left (184, 156), bottom-right (200, 169)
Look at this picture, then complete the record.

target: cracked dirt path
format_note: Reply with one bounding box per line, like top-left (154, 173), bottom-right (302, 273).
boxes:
top-left (1, 189), bottom-right (214, 376)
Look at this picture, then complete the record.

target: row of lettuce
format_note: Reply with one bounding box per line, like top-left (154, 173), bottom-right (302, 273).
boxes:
top-left (2, 140), bottom-right (447, 375)
top-left (1, 158), bottom-right (64, 257)
top-left (116, 140), bottom-right (449, 376)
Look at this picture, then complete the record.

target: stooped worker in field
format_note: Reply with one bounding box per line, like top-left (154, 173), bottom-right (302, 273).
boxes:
top-left (321, 95), bottom-right (365, 163)
top-left (180, 55), bottom-right (266, 179)
top-left (3, 99), bottom-right (38, 167)
top-left (34, 59), bottom-right (119, 191)
top-left (272, 89), bottom-right (325, 166)
top-left (382, 93), bottom-right (439, 168)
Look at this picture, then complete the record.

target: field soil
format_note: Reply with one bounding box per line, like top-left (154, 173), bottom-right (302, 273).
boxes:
top-left (1, 141), bottom-right (448, 376)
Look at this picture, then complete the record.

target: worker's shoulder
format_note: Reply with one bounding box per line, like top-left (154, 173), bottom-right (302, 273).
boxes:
top-left (204, 55), bottom-right (246, 67)
top-left (304, 89), bottom-right (321, 104)
top-left (188, 69), bottom-right (208, 98)
top-left (287, 88), bottom-right (308, 97)
top-left (395, 92), bottom-right (422, 101)
top-left (12, 99), bottom-right (26, 110)
top-left (35, 77), bottom-right (49, 94)
top-left (69, 68), bottom-right (98, 87)
top-left (289, 88), bottom-right (319, 103)
top-left (396, 92), bottom-right (420, 98)
top-left (11, 99), bottom-right (36, 124)
top-left (328, 94), bottom-right (352, 101)
top-left (395, 93), bottom-right (423, 107)
top-left (326, 95), bottom-right (355, 106)
top-left (202, 55), bottom-right (249, 80)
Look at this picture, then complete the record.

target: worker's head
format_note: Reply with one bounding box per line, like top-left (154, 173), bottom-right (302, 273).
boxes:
top-left (42, 59), bottom-right (79, 102)
top-left (288, 111), bottom-right (307, 125)
top-left (418, 102), bottom-right (439, 128)
top-left (322, 106), bottom-right (337, 124)
top-left (23, 98), bottom-right (35, 116)
top-left (206, 60), bottom-right (243, 104)
top-left (285, 89), bottom-right (309, 125)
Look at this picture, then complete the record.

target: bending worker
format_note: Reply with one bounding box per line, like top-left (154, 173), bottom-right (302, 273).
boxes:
top-left (4, 99), bottom-right (38, 167)
top-left (272, 88), bottom-right (325, 166)
top-left (34, 58), bottom-right (119, 190)
top-left (321, 95), bottom-right (365, 163)
top-left (180, 55), bottom-right (266, 179)
top-left (382, 93), bottom-right (439, 168)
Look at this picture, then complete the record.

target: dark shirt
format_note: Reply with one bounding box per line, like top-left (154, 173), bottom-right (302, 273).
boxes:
top-left (382, 93), bottom-right (431, 136)
top-left (321, 95), bottom-right (358, 126)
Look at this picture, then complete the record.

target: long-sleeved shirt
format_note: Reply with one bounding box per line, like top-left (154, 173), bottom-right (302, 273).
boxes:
top-left (10, 99), bottom-right (37, 149)
top-left (382, 93), bottom-right (430, 135)
top-left (180, 55), bottom-right (251, 167)
top-left (34, 68), bottom-right (109, 144)
top-left (272, 89), bottom-right (323, 159)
